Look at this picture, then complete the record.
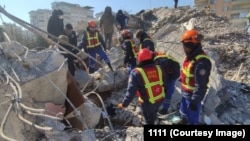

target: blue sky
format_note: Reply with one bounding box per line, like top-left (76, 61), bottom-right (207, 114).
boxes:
top-left (0, 0), bottom-right (194, 24)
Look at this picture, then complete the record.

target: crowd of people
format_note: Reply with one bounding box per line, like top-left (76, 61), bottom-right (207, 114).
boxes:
top-left (47, 5), bottom-right (212, 126)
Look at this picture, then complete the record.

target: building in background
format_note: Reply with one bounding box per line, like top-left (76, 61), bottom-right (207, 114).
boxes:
top-left (29, 9), bottom-right (51, 31)
top-left (51, 2), bottom-right (94, 27)
top-left (194, 0), bottom-right (250, 26)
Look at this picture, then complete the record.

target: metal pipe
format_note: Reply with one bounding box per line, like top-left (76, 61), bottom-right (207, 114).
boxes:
top-left (0, 103), bottom-right (18, 141)
top-left (85, 91), bottom-right (118, 141)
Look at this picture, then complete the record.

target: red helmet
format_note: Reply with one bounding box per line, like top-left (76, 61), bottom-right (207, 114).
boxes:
top-left (88, 20), bottom-right (96, 28)
top-left (137, 48), bottom-right (153, 63)
top-left (181, 29), bottom-right (203, 44)
top-left (121, 29), bottom-right (131, 37)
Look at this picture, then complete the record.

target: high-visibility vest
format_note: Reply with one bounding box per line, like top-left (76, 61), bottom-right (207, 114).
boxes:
top-left (154, 53), bottom-right (178, 64)
top-left (135, 65), bottom-right (165, 104)
top-left (181, 54), bottom-right (210, 92)
top-left (86, 32), bottom-right (101, 48)
top-left (124, 39), bottom-right (138, 58)
top-left (139, 38), bottom-right (154, 50)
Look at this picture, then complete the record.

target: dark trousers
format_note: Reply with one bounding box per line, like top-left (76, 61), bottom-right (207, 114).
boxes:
top-left (174, 0), bottom-right (178, 8)
top-left (141, 100), bottom-right (163, 124)
top-left (104, 33), bottom-right (113, 50)
top-left (88, 46), bottom-right (110, 69)
top-left (63, 54), bottom-right (76, 76)
top-left (126, 58), bottom-right (137, 74)
top-left (179, 97), bottom-right (202, 125)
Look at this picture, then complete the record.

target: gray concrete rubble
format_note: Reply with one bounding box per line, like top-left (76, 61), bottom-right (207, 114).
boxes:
top-left (1, 5), bottom-right (250, 141)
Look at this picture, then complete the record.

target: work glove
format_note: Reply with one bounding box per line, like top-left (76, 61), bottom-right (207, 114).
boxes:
top-left (188, 103), bottom-right (197, 111)
top-left (117, 103), bottom-right (124, 109)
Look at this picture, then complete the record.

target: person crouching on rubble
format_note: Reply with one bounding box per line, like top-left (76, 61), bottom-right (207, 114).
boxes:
top-left (118, 48), bottom-right (167, 125)
top-left (153, 51), bottom-right (180, 115)
top-left (177, 29), bottom-right (212, 125)
top-left (120, 29), bottom-right (138, 74)
top-left (78, 20), bottom-right (114, 74)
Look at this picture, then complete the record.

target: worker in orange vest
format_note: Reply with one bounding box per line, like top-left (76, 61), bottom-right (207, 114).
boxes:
top-left (118, 48), bottom-right (167, 125)
top-left (178, 29), bottom-right (211, 125)
top-left (78, 20), bottom-right (114, 73)
top-left (135, 29), bottom-right (155, 52)
top-left (120, 29), bottom-right (138, 74)
top-left (153, 51), bottom-right (180, 115)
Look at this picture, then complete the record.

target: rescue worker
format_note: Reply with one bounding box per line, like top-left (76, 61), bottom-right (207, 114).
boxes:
top-left (120, 29), bottom-right (138, 74)
top-left (99, 6), bottom-right (118, 50)
top-left (135, 29), bottom-right (155, 52)
top-left (178, 29), bottom-right (211, 125)
top-left (118, 48), bottom-right (167, 125)
top-left (78, 20), bottom-right (114, 74)
top-left (153, 51), bottom-right (180, 115)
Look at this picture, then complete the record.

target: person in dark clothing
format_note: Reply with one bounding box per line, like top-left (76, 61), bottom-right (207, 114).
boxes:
top-left (153, 51), bottom-right (180, 115)
top-left (62, 23), bottom-right (80, 73)
top-left (135, 29), bottom-right (155, 52)
top-left (64, 23), bottom-right (78, 47)
top-left (174, 0), bottom-right (178, 9)
top-left (78, 20), bottom-right (114, 74)
top-left (47, 9), bottom-right (64, 42)
top-left (58, 35), bottom-right (77, 76)
top-left (118, 48), bottom-right (167, 125)
top-left (120, 29), bottom-right (138, 74)
top-left (116, 10), bottom-right (129, 31)
top-left (178, 29), bottom-right (211, 125)
top-left (99, 6), bottom-right (118, 50)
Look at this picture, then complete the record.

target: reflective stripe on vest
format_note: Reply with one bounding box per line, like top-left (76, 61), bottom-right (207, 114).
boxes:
top-left (86, 32), bottom-right (100, 48)
top-left (181, 54), bottom-right (210, 92)
top-left (139, 38), bottom-right (154, 50)
top-left (124, 39), bottom-right (138, 58)
top-left (154, 54), bottom-right (178, 63)
top-left (136, 66), bottom-right (165, 104)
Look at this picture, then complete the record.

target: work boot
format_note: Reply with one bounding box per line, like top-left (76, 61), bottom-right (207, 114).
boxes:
top-left (158, 108), bottom-right (168, 115)
top-left (172, 117), bottom-right (188, 125)
top-left (89, 68), bottom-right (95, 74)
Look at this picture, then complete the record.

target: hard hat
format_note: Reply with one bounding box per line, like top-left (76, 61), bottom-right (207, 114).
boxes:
top-left (88, 20), bottom-right (96, 28)
top-left (121, 29), bottom-right (131, 37)
top-left (137, 48), bottom-right (153, 63)
top-left (181, 29), bottom-right (203, 44)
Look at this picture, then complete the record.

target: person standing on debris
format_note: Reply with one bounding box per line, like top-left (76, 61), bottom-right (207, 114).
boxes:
top-left (47, 9), bottom-right (64, 42)
top-left (78, 20), bottom-right (114, 74)
top-left (116, 9), bottom-right (129, 31)
top-left (57, 35), bottom-right (77, 76)
top-left (99, 6), bottom-right (118, 50)
top-left (118, 48), bottom-right (167, 125)
top-left (174, 0), bottom-right (178, 9)
top-left (153, 51), bottom-right (180, 115)
top-left (120, 29), bottom-right (138, 74)
top-left (178, 29), bottom-right (211, 125)
top-left (63, 23), bottom-right (78, 47)
top-left (62, 23), bottom-right (80, 73)
top-left (135, 29), bottom-right (155, 52)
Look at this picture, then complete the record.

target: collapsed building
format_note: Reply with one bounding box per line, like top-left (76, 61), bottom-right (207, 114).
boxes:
top-left (0, 5), bottom-right (250, 141)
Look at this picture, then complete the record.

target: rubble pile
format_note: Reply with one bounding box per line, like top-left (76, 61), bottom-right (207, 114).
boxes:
top-left (0, 5), bottom-right (250, 141)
